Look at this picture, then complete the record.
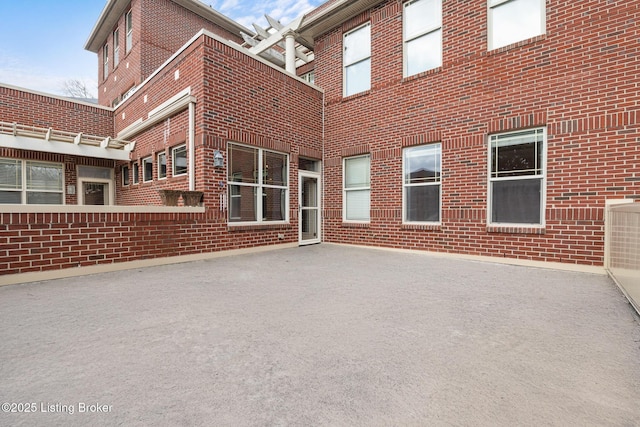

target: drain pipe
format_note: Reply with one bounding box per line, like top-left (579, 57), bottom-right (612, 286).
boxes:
top-left (188, 101), bottom-right (195, 191)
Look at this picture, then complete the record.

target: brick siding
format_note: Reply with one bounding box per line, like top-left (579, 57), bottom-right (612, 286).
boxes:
top-left (315, 0), bottom-right (640, 266)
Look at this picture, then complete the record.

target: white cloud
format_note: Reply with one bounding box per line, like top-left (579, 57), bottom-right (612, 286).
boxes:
top-left (202, 0), bottom-right (320, 30)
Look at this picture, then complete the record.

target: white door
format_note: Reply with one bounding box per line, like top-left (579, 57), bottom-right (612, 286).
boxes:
top-left (299, 171), bottom-right (321, 245)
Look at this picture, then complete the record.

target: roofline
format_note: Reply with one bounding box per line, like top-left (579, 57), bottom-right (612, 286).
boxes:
top-left (114, 29), bottom-right (322, 113)
top-left (85, 0), bottom-right (253, 53)
top-left (0, 83), bottom-right (113, 111)
top-left (298, 0), bottom-right (385, 42)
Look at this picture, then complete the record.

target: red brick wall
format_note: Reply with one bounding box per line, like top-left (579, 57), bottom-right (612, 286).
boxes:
top-left (0, 210), bottom-right (292, 276)
top-left (315, 0), bottom-right (640, 266)
top-left (98, 0), bottom-right (245, 106)
top-left (0, 85), bottom-right (113, 136)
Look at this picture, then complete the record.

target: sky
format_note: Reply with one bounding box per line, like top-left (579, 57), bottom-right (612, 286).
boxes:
top-left (0, 0), bottom-right (322, 98)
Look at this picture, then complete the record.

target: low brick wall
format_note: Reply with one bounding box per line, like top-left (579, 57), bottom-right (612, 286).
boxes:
top-left (0, 206), bottom-right (296, 278)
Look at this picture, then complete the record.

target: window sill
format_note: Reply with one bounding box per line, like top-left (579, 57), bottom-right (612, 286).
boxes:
top-left (487, 225), bottom-right (545, 235)
top-left (228, 222), bottom-right (291, 231)
top-left (401, 223), bottom-right (442, 231)
top-left (342, 222), bottom-right (370, 228)
top-left (488, 34), bottom-right (546, 55)
top-left (402, 66), bottom-right (442, 83)
top-left (342, 90), bottom-right (370, 102)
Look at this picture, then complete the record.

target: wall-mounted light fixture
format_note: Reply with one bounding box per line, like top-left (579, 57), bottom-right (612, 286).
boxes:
top-left (213, 149), bottom-right (224, 168)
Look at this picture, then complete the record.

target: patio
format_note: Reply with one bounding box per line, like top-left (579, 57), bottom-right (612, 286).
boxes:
top-left (1, 244), bottom-right (639, 426)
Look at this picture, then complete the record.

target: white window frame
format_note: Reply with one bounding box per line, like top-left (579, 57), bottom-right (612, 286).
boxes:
top-left (125, 10), bottom-right (133, 53)
top-left (343, 155), bottom-right (371, 222)
top-left (403, 0), bottom-right (442, 77)
top-left (0, 158), bottom-right (64, 205)
top-left (343, 23), bottom-right (371, 97)
top-left (172, 144), bottom-right (187, 177)
top-left (133, 162), bottom-right (139, 184)
top-left (103, 44), bottom-right (109, 80)
top-left (403, 143), bottom-right (442, 223)
top-left (488, 128), bottom-right (546, 226)
top-left (122, 165), bottom-right (130, 186)
top-left (142, 156), bottom-right (153, 182)
top-left (77, 166), bottom-right (114, 206)
top-left (113, 28), bottom-right (120, 68)
top-left (157, 152), bottom-right (167, 180)
top-left (227, 142), bottom-right (289, 225)
top-left (488, 0), bottom-right (545, 50)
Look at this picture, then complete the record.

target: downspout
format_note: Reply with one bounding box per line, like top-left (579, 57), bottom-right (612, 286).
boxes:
top-left (321, 91), bottom-right (325, 242)
top-left (188, 101), bottom-right (195, 191)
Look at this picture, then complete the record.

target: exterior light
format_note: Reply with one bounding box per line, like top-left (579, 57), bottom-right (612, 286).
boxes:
top-left (213, 149), bottom-right (224, 168)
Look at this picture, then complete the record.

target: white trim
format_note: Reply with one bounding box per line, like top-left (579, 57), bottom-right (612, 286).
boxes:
top-left (0, 134), bottom-right (130, 161)
top-left (402, 142), bottom-right (442, 224)
top-left (343, 154), bottom-right (371, 223)
top-left (487, 127), bottom-right (546, 227)
top-left (487, 0), bottom-right (546, 51)
top-left (299, 171), bottom-right (322, 245)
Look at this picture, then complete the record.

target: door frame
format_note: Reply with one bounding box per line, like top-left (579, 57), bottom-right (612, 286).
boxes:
top-left (298, 170), bottom-right (321, 245)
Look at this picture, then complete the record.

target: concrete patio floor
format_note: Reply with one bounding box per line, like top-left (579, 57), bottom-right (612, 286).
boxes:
top-left (1, 244), bottom-right (639, 426)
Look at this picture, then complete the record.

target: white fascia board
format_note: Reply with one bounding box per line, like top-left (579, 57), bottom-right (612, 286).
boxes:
top-left (0, 134), bottom-right (130, 161)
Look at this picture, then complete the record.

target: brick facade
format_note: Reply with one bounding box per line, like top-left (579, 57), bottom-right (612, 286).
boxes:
top-left (316, 0), bottom-right (639, 266)
top-left (1, 0), bottom-right (638, 278)
top-left (98, 0), bottom-right (244, 106)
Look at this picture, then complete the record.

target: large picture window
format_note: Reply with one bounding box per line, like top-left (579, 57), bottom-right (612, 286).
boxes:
top-left (227, 143), bottom-right (288, 223)
top-left (404, 0), bottom-right (442, 77)
top-left (489, 128), bottom-right (545, 225)
top-left (344, 23), bottom-right (371, 97)
top-left (488, 0), bottom-right (545, 50)
top-left (343, 155), bottom-right (370, 222)
top-left (0, 159), bottom-right (63, 204)
top-left (403, 144), bottom-right (441, 222)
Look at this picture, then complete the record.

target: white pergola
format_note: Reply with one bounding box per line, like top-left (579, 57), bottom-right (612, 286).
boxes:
top-left (0, 121), bottom-right (134, 161)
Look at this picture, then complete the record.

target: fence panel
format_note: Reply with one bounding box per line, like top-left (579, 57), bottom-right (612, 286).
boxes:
top-left (606, 201), bottom-right (640, 314)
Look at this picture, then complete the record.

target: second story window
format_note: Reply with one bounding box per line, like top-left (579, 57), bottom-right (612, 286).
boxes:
top-left (343, 23), bottom-right (371, 97)
top-left (113, 29), bottom-right (120, 68)
top-left (103, 44), bottom-right (109, 80)
top-left (404, 0), bottom-right (442, 77)
top-left (488, 0), bottom-right (545, 50)
top-left (125, 10), bottom-right (133, 53)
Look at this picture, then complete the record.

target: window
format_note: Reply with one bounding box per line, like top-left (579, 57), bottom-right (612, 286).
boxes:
top-left (122, 165), bottom-right (130, 186)
top-left (158, 152), bottom-right (167, 179)
top-left (113, 29), bottom-right (120, 68)
top-left (103, 44), bottom-right (109, 80)
top-left (133, 162), bottom-right (139, 184)
top-left (488, 0), bottom-right (545, 50)
top-left (227, 143), bottom-right (288, 223)
top-left (301, 71), bottom-right (315, 85)
top-left (0, 159), bottom-right (63, 204)
top-left (403, 144), bottom-right (441, 222)
top-left (125, 10), bottom-right (133, 53)
top-left (343, 155), bottom-right (370, 221)
top-left (172, 145), bottom-right (187, 176)
top-left (343, 23), bottom-right (371, 97)
top-left (489, 128), bottom-right (545, 225)
top-left (404, 0), bottom-right (442, 77)
top-left (142, 157), bottom-right (153, 182)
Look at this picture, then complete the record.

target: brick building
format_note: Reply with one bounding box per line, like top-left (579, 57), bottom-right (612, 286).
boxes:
top-left (1, 0), bottom-right (638, 278)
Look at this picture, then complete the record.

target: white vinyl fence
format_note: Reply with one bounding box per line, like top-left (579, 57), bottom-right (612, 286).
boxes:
top-left (605, 200), bottom-right (640, 314)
